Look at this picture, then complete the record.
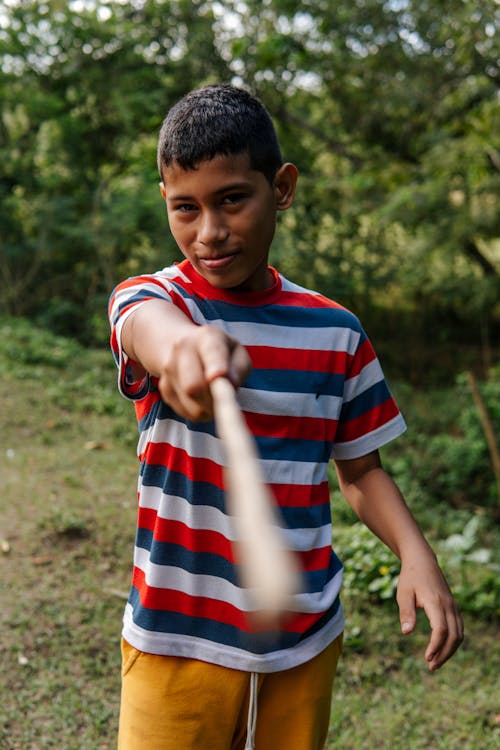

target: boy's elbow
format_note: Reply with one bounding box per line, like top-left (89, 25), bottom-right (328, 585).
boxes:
top-left (334, 450), bottom-right (382, 490)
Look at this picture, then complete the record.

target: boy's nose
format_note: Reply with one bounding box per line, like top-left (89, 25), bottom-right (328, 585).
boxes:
top-left (198, 211), bottom-right (229, 246)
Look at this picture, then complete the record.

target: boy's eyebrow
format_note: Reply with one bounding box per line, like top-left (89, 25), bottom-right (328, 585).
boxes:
top-left (167, 181), bottom-right (254, 202)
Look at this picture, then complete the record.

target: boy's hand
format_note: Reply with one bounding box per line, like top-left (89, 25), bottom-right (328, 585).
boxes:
top-left (122, 300), bottom-right (252, 422)
top-left (335, 453), bottom-right (464, 671)
top-left (397, 552), bottom-right (464, 671)
top-left (157, 325), bottom-right (251, 422)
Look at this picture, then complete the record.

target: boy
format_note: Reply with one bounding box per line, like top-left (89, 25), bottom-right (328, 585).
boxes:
top-left (108, 84), bottom-right (463, 750)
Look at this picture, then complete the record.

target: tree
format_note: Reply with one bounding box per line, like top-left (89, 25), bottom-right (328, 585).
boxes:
top-left (0, 0), bottom-right (498, 361)
top-left (221, 0), bottom-right (499, 319)
top-left (0, 0), bottom-right (230, 340)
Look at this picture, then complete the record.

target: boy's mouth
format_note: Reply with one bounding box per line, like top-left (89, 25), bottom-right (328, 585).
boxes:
top-left (199, 253), bottom-right (238, 270)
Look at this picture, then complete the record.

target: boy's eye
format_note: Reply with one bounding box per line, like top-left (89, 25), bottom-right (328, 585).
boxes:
top-left (222, 193), bottom-right (247, 205)
top-left (175, 203), bottom-right (197, 212)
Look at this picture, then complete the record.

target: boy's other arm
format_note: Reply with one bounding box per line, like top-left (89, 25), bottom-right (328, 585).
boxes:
top-left (121, 299), bottom-right (251, 421)
top-left (334, 451), bottom-right (464, 671)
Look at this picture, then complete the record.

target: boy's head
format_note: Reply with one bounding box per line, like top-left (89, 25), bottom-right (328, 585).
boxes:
top-left (157, 84), bottom-right (298, 293)
top-left (157, 84), bottom-right (283, 184)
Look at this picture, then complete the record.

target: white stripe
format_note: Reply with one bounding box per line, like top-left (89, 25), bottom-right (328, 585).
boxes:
top-left (259, 457), bottom-right (328, 486)
top-left (110, 280), bottom-right (171, 321)
top-left (238, 387), bottom-right (342, 419)
top-left (280, 277), bottom-right (316, 295)
top-left (157, 265), bottom-right (191, 283)
top-left (133, 545), bottom-right (340, 614)
top-left (284, 523), bottom-right (333, 552)
top-left (138, 485), bottom-right (237, 539)
top-left (342, 358), bottom-right (385, 403)
top-left (138, 418), bottom-right (224, 462)
top-left (331, 413), bottom-right (407, 460)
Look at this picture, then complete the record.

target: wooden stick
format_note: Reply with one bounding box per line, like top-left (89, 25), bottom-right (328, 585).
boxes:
top-left (466, 370), bottom-right (500, 512)
top-left (210, 376), bottom-right (301, 623)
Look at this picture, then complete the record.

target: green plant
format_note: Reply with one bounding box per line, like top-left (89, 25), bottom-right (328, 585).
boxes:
top-left (335, 523), bottom-right (400, 603)
top-left (438, 516), bottom-right (500, 619)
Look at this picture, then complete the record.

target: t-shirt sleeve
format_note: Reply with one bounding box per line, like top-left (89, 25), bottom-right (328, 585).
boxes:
top-left (108, 274), bottom-right (174, 400)
top-left (331, 325), bottom-right (406, 460)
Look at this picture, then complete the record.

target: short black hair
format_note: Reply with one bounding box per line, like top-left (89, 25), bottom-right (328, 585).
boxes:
top-left (157, 84), bottom-right (283, 184)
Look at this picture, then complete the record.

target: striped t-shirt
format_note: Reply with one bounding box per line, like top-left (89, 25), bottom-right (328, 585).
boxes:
top-left (108, 260), bottom-right (406, 672)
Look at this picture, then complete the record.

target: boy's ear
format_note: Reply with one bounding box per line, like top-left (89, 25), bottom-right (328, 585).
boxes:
top-left (274, 163), bottom-right (298, 211)
top-left (159, 181), bottom-right (166, 200)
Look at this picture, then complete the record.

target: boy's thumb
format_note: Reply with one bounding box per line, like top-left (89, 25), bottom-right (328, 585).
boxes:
top-left (401, 619), bottom-right (415, 635)
top-left (398, 595), bottom-right (416, 635)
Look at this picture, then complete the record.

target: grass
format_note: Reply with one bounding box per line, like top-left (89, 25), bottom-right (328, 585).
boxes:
top-left (0, 317), bottom-right (499, 749)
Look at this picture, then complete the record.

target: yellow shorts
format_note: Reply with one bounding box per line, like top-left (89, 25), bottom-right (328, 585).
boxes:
top-left (118, 634), bottom-right (343, 750)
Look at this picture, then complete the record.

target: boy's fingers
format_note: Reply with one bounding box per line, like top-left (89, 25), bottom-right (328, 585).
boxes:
top-left (228, 342), bottom-right (252, 386)
top-left (425, 601), bottom-right (464, 671)
top-left (199, 329), bottom-right (239, 383)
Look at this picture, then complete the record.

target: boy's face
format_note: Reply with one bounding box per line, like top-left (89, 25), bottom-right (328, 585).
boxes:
top-left (160, 153), bottom-right (297, 292)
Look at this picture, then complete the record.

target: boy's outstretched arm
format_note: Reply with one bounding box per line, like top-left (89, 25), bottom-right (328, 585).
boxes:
top-left (121, 299), bottom-right (251, 421)
top-left (334, 450), bottom-right (464, 671)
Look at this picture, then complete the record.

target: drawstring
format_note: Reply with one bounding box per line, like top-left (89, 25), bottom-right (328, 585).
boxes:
top-left (244, 672), bottom-right (258, 750)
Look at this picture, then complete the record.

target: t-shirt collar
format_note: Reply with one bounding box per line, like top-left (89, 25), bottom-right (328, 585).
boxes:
top-left (176, 259), bottom-right (283, 306)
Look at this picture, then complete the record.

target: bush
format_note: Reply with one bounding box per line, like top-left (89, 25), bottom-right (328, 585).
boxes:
top-left (438, 516), bottom-right (500, 619)
top-left (334, 523), bottom-right (400, 603)
top-left (384, 367), bottom-right (500, 520)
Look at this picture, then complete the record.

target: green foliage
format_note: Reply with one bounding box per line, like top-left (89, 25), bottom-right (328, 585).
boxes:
top-left (0, 0), bottom-right (498, 352)
top-left (0, 315), bottom-right (134, 433)
top-left (335, 523), bottom-right (400, 603)
top-left (0, 317), bottom-right (81, 371)
top-left (438, 516), bottom-right (500, 618)
top-left (399, 367), bottom-right (500, 512)
top-left (335, 515), bottom-right (499, 621)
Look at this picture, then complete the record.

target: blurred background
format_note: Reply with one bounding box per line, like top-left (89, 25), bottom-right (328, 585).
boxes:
top-left (0, 1), bottom-right (499, 748)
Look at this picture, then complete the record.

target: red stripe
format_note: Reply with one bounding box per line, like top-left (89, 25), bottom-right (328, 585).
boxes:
top-left (246, 345), bottom-right (350, 374)
top-left (298, 546), bottom-right (332, 572)
top-left (132, 565), bottom-right (327, 634)
top-left (284, 611), bottom-right (326, 633)
top-left (269, 481), bottom-right (330, 508)
top-left (132, 565), bottom-right (251, 630)
top-left (336, 398), bottom-right (399, 443)
top-left (117, 275), bottom-right (169, 292)
top-left (347, 337), bottom-right (376, 378)
top-left (244, 411), bottom-right (338, 443)
top-left (138, 508), bottom-right (235, 561)
top-left (134, 391), bottom-right (161, 421)
top-left (110, 328), bottom-right (118, 355)
top-left (273, 290), bottom-right (346, 310)
top-left (141, 443), bottom-right (224, 489)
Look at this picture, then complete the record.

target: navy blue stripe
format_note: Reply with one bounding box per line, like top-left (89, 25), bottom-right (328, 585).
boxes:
top-left (127, 585), bottom-right (341, 654)
top-left (140, 464), bottom-right (225, 512)
top-left (255, 434), bottom-right (333, 464)
top-left (246, 369), bottom-right (344, 397)
top-left (136, 529), bottom-right (239, 585)
top-left (339, 380), bottom-right (390, 421)
top-left (279, 502), bottom-right (331, 529)
top-left (138, 397), bottom-right (217, 436)
top-left (173, 289), bottom-right (362, 330)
